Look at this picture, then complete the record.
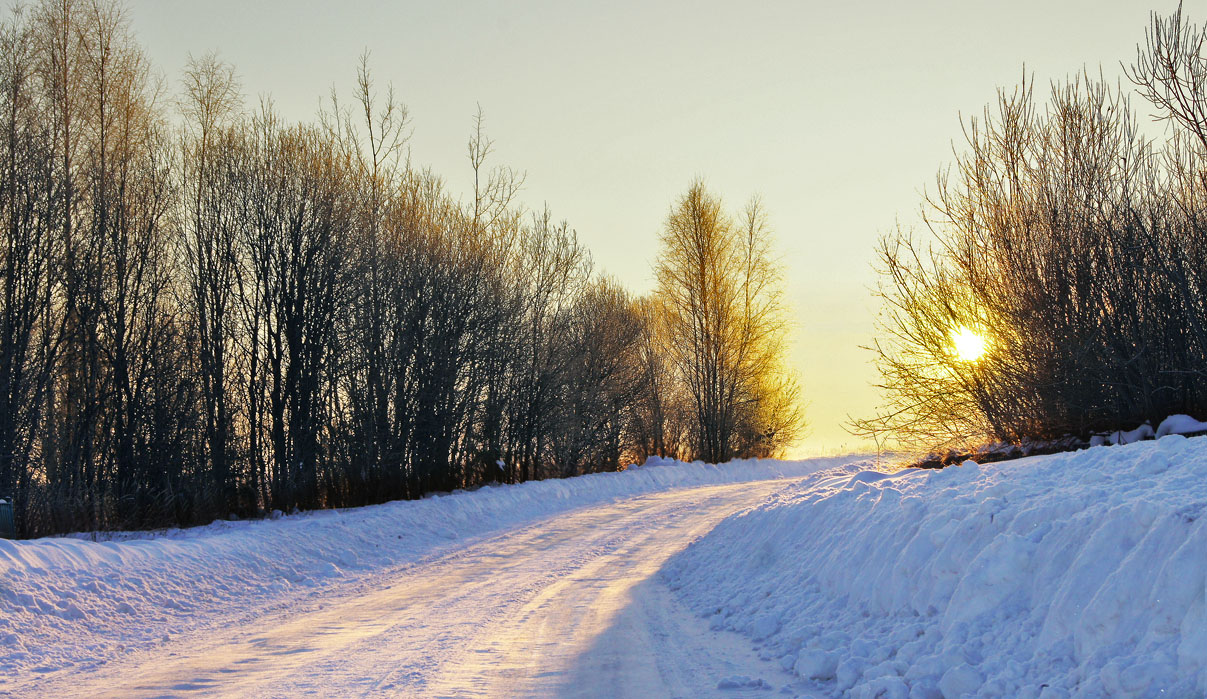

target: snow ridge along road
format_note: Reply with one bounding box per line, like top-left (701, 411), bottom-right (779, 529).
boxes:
top-left (666, 436), bottom-right (1207, 696)
top-left (4, 456), bottom-right (858, 697)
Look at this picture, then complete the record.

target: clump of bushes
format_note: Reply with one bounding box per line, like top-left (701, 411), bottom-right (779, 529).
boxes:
top-left (857, 7), bottom-right (1207, 452)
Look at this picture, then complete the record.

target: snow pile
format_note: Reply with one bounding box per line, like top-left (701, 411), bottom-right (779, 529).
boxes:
top-left (1087, 414), bottom-right (1207, 447)
top-left (1156, 414), bottom-right (1207, 438)
top-left (663, 437), bottom-right (1207, 697)
top-left (0, 456), bottom-right (842, 682)
top-left (1103, 423), bottom-right (1154, 446)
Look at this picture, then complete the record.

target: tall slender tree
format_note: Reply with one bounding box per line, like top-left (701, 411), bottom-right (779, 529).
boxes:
top-left (654, 181), bottom-right (802, 462)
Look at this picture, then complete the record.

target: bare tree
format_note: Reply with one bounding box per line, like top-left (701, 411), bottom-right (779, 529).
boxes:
top-left (178, 51), bottom-right (242, 512)
top-left (655, 181), bottom-right (803, 462)
top-left (322, 55), bottom-right (411, 502)
top-left (551, 278), bottom-right (647, 474)
top-left (0, 10), bottom-right (57, 524)
top-left (856, 53), bottom-right (1207, 452)
top-left (1128, 3), bottom-right (1207, 155)
top-left (507, 207), bottom-right (590, 481)
top-left (242, 114), bottom-right (355, 511)
top-left (631, 296), bottom-right (692, 460)
top-left (0, 2), bottom-right (764, 535)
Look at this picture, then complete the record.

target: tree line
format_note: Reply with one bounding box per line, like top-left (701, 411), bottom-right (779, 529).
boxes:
top-left (0, 0), bottom-right (802, 536)
top-left (857, 6), bottom-right (1207, 453)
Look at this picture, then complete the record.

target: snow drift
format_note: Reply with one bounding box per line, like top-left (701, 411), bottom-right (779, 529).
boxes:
top-left (0, 456), bottom-right (841, 684)
top-left (664, 436), bottom-right (1207, 697)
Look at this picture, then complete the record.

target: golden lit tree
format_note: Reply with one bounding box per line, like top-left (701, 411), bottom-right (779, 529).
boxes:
top-left (654, 180), bottom-right (803, 462)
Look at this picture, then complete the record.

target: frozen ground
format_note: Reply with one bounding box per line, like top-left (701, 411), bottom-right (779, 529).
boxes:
top-left (0, 456), bottom-right (849, 697)
top-left (665, 433), bottom-right (1207, 697)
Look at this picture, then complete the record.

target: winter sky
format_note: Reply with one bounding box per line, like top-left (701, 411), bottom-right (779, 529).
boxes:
top-left (130, 0), bottom-right (1162, 454)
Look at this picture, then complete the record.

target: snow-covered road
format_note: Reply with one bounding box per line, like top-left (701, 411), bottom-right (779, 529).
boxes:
top-left (12, 436), bottom-right (1207, 697)
top-left (26, 479), bottom-right (802, 698)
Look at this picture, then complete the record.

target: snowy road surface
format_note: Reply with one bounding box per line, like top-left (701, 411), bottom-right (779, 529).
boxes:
top-left (24, 479), bottom-right (803, 698)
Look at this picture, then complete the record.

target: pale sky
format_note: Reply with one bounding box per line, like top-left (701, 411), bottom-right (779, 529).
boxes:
top-left (129, 0), bottom-right (1163, 454)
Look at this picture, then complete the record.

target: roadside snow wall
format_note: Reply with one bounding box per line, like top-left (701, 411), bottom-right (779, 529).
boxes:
top-left (663, 436), bottom-right (1207, 698)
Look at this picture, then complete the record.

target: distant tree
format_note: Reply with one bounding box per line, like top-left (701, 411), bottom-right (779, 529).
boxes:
top-left (509, 207), bottom-right (590, 481)
top-left (0, 12), bottom-right (57, 521)
top-left (629, 296), bottom-right (692, 461)
top-left (178, 51), bottom-right (243, 513)
top-left (323, 56), bottom-right (411, 503)
top-left (654, 181), bottom-right (802, 462)
top-left (239, 112), bottom-right (355, 512)
top-left (552, 278), bottom-right (646, 475)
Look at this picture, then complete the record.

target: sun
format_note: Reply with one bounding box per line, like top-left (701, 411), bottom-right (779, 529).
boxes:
top-left (951, 326), bottom-right (987, 362)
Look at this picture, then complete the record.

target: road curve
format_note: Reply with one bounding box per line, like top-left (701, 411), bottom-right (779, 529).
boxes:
top-left (28, 479), bottom-right (800, 698)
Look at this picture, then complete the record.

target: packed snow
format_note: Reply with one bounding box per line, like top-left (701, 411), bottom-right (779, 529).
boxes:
top-left (663, 434), bottom-right (1207, 697)
top-left (0, 456), bottom-right (840, 690)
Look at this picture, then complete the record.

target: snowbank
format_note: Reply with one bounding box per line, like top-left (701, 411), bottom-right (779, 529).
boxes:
top-left (663, 437), bottom-right (1207, 697)
top-left (1086, 414), bottom-right (1207, 447)
top-left (0, 456), bottom-right (842, 682)
top-left (1156, 414), bottom-right (1207, 438)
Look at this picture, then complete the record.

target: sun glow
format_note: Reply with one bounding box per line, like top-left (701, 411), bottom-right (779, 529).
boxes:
top-left (951, 326), bottom-right (987, 362)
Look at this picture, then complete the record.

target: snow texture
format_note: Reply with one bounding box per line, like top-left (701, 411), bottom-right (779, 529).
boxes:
top-left (663, 436), bottom-right (1207, 697)
top-left (0, 456), bottom-right (841, 684)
